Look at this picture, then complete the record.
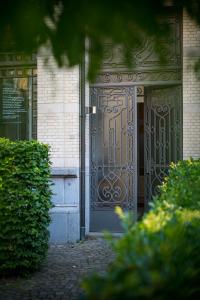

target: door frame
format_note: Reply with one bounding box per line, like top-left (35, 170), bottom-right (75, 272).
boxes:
top-left (82, 8), bottom-right (182, 233)
top-left (85, 81), bottom-right (182, 233)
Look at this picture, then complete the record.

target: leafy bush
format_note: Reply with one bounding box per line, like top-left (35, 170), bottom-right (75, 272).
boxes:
top-left (0, 138), bottom-right (52, 276)
top-left (152, 159), bottom-right (200, 211)
top-left (82, 159), bottom-right (200, 300)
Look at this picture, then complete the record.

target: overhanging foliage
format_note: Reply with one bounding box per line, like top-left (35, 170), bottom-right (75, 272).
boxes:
top-left (0, 1), bottom-right (200, 80)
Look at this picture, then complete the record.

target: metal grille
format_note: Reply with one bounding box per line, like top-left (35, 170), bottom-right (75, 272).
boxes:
top-left (144, 85), bottom-right (182, 207)
top-left (93, 10), bottom-right (182, 85)
top-left (90, 86), bottom-right (137, 231)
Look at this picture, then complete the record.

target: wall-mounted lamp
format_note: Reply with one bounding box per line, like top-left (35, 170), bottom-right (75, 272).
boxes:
top-left (85, 106), bottom-right (96, 114)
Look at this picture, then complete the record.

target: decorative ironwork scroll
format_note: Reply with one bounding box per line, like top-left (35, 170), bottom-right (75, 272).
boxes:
top-left (90, 86), bottom-right (137, 212)
top-left (144, 85), bottom-right (182, 207)
top-left (94, 10), bottom-right (181, 85)
top-left (102, 12), bottom-right (181, 70)
top-left (94, 70), bottom-right (181, 84)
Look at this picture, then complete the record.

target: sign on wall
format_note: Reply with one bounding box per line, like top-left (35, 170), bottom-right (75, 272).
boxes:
top-left (1, 78), bottom-right (28, 120)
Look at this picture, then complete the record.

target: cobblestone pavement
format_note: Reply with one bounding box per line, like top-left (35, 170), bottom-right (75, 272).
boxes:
top-left (0, 238), bottom-right (115, 300)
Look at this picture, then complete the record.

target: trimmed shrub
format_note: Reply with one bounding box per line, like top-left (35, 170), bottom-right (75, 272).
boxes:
top-left (82, 159), bottom-right (200, 300)
top-left (152, 159), bottom-right (200, 211)
top-left (0, 138), bottom-right (52, 276)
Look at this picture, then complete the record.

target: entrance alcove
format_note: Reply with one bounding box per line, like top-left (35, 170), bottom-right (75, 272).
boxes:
top-left (85, 8), bottom-right (182, 232)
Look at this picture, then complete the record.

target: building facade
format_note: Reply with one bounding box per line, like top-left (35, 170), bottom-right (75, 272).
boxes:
top-left (0, 10), bottom-right (200, 243)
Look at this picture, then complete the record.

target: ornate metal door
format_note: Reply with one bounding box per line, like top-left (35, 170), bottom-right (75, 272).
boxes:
top-left (144, 85), bottom-right (182, 208)
top-left (90, 86), bottom-right (137, 232)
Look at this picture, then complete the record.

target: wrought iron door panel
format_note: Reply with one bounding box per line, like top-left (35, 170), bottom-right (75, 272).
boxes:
top-left (90, 86), bottom-right (137, 232)
top-left (144, 85), bottom-right (182, 207)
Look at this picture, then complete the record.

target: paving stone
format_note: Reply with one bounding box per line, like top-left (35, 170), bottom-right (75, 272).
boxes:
top-left (0, 238), bottom-right (115, 300)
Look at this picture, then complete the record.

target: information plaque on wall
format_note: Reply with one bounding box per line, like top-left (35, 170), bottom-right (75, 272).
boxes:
top-left (0, 77), bottom-right (30, 140)
top-left (1, 78), bottom-right (28, 121)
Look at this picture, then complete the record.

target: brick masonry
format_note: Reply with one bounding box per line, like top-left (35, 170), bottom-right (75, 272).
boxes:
top-left (183, 10), bottom-right (200, 159)
top-left (37, 51), bottom-right (80, 168)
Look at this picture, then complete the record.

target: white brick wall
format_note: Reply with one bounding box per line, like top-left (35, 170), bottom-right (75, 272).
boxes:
top-left (37, 48), bottom-right (80, 243)
top-left (37, 50), bottom-right (80, 168)
top-left (183, 11), bottom-right (200, 159)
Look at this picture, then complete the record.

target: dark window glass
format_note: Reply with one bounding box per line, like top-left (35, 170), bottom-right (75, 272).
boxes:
top-left (0, 77), bottom-right (31, 140)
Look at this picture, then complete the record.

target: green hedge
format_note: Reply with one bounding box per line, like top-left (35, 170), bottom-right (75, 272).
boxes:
top-left (0, 138), bottom-right (52, 276)
top-left (152, 159), bottom-right (200, 211)
top-left (82, 159), bottom-right (200, 300)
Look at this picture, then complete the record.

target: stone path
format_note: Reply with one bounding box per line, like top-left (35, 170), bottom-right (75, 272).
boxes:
top-left (0, 238), bottom-right (115, 300)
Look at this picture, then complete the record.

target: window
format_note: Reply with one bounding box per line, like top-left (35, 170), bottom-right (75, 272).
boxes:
top-left (0, 53), bottom-right (37, 140)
